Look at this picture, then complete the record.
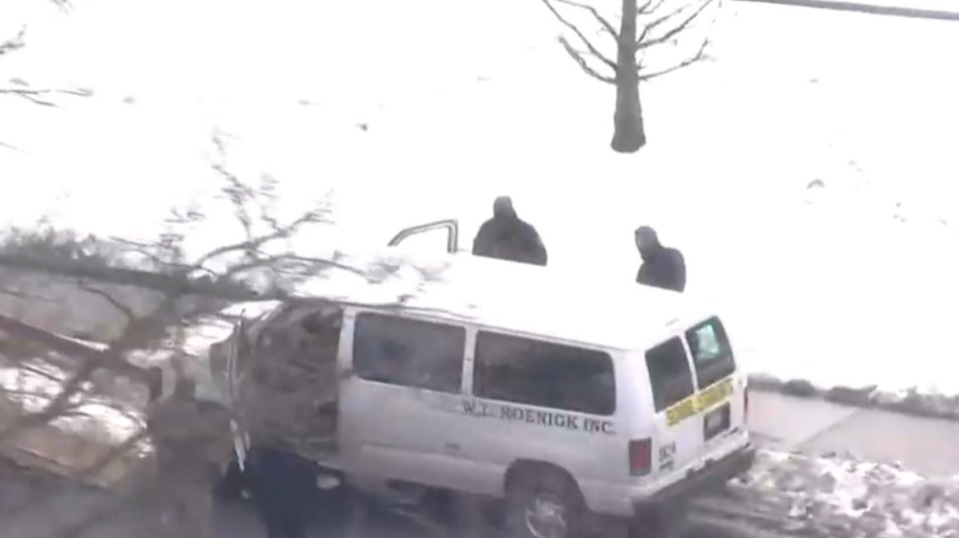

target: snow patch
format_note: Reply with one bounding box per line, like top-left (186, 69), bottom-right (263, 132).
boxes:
top-left (735, 450), bottom-right (959, 537)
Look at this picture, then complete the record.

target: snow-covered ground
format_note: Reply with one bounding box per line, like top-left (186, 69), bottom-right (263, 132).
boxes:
top-left (715, 450), bottom-right (959, 537)
top-left (2, 0), bottom-right (959, 394)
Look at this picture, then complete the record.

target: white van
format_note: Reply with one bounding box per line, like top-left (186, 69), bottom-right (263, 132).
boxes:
top-left (214, 220), bottom-right (755, 538)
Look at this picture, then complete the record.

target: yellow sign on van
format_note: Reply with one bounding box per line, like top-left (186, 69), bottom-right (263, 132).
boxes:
top-left (665, 379), bottom-right (734, 427)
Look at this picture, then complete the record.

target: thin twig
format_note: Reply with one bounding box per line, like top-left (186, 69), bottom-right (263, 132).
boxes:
top-left (558, 37), bottom-right (617, 83)
top-left (637, 0), bottom-right (715, 49)
top-left (540, 0), bottom-right (618, 72)
top-left (639, 37), bottom-right (710, 80)
top-left (551, 0), bottom-right (619, 37)
top-left (76, 279), bottom-right (137, 322)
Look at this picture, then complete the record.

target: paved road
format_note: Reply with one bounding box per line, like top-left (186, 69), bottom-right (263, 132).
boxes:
top-left (750, 390), bottom-right (959, 477)
top-left (0, 465), bottom-right (787, 538)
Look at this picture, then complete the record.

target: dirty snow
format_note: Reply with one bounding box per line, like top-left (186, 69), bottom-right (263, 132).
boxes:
top-left (733, 450), bottom-right (959, 537)
top-left (2, 0), bottom-right (959, 397)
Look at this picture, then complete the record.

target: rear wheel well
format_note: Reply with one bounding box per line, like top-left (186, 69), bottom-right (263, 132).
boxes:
top-left (504, 460), bottom-right (583, 501)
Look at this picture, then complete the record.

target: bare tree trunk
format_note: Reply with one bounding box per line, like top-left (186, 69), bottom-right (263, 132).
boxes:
top-left (611, 0), bottom-right (647, 153)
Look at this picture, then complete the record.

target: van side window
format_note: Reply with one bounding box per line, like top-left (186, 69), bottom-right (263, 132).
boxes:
top-left (645, 338), bottom-right (695, 412)
top-left (473, 331), bottom-right (615, 416)
top-left (353, 313), bottom-right (466, 394)
top-left (685, 317), bottom-right (736, 389)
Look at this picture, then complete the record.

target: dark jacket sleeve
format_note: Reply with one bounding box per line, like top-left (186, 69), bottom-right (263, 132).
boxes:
top-left (517, 222), bottom-right (548, 266)
top-left (529, 230), bottom-right (548, 266)
top-left (668, 249), bottom-right (687, 292)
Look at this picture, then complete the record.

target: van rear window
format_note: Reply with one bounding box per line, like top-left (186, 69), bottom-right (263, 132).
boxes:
top-left (645, 338), bottom-right (695, 412)
top-left (685, 317), bottom-right (736, 389)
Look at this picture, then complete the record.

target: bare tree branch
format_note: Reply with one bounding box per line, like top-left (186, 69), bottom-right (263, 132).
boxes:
top-left (75, 279), bottom-right (136, 323)
top-left (108, 237), bottom-right (196, 273)
top-left (0, 140), bottom-right (23, 152)
top-left (639, 37), bottom-right (710, 80)
top-left (550, 0), bottom-right (619, 38)
top-left (638, 0), bottom-right (670, 14)
top-left (0, 288), bottom-right (188, 443)
top-left (0, 133), bottom-right (424, 533)
top-left (192, 211), bottom-right (327, 270)
top-left (541, 0), bottom-right (618, 73)
top-left (0, 87), bottom-right (93, 107)
top-left (558, 37), bottom-right (617, 84)
top-left (637, 0), bottom-right (714, 49)
top-left (0, 142), bottom-right (336, 446)
top-left (0, 27), bottom-right (25, 56)
top-left (0, 252), bottom-right (256, 301)
top-left (0, 314), bottom-right (147, 382)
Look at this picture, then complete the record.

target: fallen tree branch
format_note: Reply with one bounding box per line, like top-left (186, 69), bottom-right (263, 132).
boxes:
top-left (0, 315), bottom-right (147, 383)
top-left (0, 253), bottom-right (257, 301)
top-left (76, 279), bottom-right (137, 323)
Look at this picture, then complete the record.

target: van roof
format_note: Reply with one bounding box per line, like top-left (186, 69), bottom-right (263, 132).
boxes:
top-left (291, 250), bottom-right (713, 351)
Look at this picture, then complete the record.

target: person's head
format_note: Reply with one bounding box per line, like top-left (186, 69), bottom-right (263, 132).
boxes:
top-left (634, 225), bottom-right (661, 260)
top-left (493, 196), bottom-right (517, 220)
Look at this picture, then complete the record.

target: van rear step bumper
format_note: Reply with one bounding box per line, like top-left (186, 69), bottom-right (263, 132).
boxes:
top-left (631, 445), bottom-right (756, 517)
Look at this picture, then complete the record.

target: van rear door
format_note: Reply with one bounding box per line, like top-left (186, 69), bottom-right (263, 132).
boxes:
top-left (683, 316), bottom-right (743, 448)
top-left (641, 336), bottom-right (702, 478)
top-left (642, 317), bottom-right (743, 482)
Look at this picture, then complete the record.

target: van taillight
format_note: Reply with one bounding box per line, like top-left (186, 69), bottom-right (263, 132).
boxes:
top-left (628, 439), bottom-right (651, 475)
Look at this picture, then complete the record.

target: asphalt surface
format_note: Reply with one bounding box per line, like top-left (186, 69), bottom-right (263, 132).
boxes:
top-left (750, 390), bottom-right (959, 477)
top-left (0, 464), bottom-right (786, 538)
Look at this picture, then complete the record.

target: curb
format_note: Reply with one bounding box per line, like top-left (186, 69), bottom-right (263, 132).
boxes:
top-left (747, 373), bottom-right (959, 422)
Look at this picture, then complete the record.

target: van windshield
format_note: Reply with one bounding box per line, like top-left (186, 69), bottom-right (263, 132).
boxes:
top-left (685, 317), bottom-right (736, 389)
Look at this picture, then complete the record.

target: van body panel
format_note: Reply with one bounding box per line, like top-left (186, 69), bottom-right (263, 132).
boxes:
top-left (215, 242), bottom-right (753, 518)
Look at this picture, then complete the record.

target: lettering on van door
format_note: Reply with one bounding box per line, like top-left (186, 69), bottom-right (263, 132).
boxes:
top-left (460, 400), bottom-right (614, 435)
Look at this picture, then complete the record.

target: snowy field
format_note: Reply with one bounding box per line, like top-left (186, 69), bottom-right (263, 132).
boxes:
top-left (2, 0), bottom-right (959, 394)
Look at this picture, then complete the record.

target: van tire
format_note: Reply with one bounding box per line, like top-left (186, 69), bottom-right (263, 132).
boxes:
top-left (506, 467), bottom-right (586, 538)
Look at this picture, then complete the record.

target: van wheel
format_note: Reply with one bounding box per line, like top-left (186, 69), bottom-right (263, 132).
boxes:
top-left (506, 469), bottom-right (585, 538)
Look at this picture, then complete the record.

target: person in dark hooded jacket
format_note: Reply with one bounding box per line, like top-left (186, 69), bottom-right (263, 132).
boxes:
top-left (472, 196), bottom-right (547, 266)
top-left (635, 225), bottom-right (686, 292)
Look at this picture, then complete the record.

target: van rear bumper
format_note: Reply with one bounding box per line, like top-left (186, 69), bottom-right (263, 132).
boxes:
top-left (631, 444), bottom-right (756, 517)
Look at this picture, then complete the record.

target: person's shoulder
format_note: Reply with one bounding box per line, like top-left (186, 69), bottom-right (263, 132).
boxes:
top-left (516, 218), bottom-right (541, 235)
top-left (664, 246), bottom-right (685, 263)
top-left (476, 218), bottom-right (497, 233)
